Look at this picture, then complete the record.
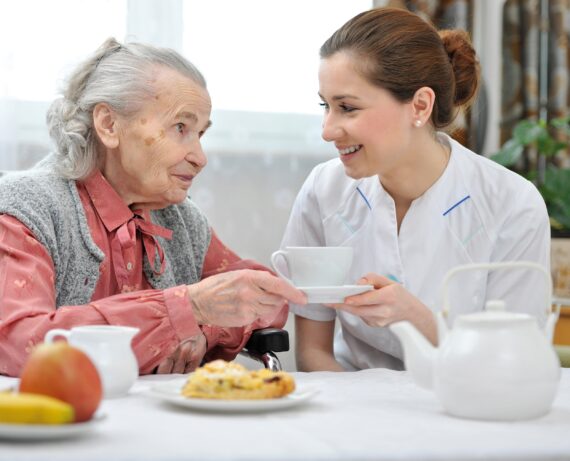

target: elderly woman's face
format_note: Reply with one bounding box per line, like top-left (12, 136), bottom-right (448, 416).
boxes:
top-left (108, 67), bottom-right (212, 209)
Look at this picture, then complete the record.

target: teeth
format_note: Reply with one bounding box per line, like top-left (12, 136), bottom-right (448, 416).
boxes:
top-left (339, 145), bottom-right (361, 155)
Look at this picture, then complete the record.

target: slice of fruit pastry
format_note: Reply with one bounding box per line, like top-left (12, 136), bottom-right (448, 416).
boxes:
top-left (181, 360), bottom-right (295, 400)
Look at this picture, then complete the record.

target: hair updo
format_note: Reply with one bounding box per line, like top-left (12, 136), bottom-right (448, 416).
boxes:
top-left (45, 37), bottom-right (207, 179)
top-left (320, 7), bottom-right (480, 129)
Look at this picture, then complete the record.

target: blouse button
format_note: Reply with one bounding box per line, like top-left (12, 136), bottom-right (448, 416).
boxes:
top-left (127, 262), bottom-right (133, 271)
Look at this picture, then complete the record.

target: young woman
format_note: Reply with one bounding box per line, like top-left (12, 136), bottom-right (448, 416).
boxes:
top-left (280, 8), bottom-right (550, 371)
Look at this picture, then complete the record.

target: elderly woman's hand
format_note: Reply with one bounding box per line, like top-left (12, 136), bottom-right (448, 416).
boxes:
top-left (326, 273), bottom-right (438, 345)
top-left (187, 270), bottom-right (306, 327)
top-left (156, 333), bottom-right (207, 374)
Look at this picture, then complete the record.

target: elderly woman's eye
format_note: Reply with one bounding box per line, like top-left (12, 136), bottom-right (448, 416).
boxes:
top-left (175, 123), bottom-right (185, 134)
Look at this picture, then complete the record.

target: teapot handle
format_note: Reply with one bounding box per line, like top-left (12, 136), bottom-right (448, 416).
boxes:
top-left (441, 261), bottom-right (553, 319)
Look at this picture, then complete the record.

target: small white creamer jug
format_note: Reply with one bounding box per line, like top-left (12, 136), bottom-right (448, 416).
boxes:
top-left (45, 325), bottom-right (140, 398)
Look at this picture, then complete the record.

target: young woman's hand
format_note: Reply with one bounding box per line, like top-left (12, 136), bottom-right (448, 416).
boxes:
top-left (326, 273), bottom-right (437, 344)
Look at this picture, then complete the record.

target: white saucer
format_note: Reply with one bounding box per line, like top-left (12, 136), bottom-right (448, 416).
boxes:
top-left (298, 285), bottom-right (373, 304)
top-left (145, 380), bottom-right (319, 413)
top-left (0, 412), bottom-right (105, 441)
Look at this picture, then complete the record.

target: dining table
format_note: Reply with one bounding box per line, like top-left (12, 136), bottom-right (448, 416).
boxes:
top-left (1, 367), bottom-right (569, 461)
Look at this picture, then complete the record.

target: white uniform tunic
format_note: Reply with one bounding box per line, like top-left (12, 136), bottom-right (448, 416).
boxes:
top-left (283, 134), bottom-right (551, 370)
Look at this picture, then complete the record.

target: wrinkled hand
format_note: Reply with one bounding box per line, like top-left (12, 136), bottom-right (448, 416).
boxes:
top-left (326, 273), bottom-right (437, 343)
top-left (187, 269), bottom-right (307, 327)
top-left (156, 333), bottom-right (207, 374)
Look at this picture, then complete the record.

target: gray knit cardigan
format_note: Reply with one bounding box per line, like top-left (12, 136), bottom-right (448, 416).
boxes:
top-left (0, 168), bottom-right (211, 307)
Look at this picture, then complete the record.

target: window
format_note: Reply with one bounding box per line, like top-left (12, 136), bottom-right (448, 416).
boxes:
top-left (0, 0), bottom-right (371, 169)
top-left (0, 0), bottom-right (127, 169)
top-left (0, 1), bottom-right (377, 270)
top-left (1, 0), bottom-right (127, 102)
top-left (183, 0), bottom-right (369, 115)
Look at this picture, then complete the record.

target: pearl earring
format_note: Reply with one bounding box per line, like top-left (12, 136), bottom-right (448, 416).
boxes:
top-left (415, 120), bottom-right (422, 127)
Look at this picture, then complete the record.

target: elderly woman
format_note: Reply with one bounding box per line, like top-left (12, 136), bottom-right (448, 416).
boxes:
top-left (0, 38), bottom-right (306, 377)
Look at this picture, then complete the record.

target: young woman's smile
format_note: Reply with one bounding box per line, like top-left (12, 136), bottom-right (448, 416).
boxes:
top-left (318, 52), bottom-right (414, 180)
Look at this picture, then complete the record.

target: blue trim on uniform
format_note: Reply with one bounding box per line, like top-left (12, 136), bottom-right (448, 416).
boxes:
top-left (462, 225), bottom-right (483, 245)
top-left (356, 186), bottom-right (372, 210)
top-left (336, 212), bottom-right (356, 234)
top-left (443, 195), bottom-right (471, 216)
top-left (387, 274), bottom-right (400, 283)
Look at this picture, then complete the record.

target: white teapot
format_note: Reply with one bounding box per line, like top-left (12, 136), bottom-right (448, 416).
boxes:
top-left (389, 261), bottom-right (561, 421)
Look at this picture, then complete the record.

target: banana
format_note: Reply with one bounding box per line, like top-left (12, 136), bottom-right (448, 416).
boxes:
top-left (0, 392), bottom-right (74, 425)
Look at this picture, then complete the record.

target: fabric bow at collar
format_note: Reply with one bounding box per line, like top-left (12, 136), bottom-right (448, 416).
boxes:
top-left (111, 212), bottom-right (173, 284)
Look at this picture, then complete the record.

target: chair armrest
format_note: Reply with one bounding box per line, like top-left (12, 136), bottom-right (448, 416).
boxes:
top-left (244, 328), bottom-right (289, 354)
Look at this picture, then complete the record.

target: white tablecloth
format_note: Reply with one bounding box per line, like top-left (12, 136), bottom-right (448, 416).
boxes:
top-left (1, 369), bottom-right (569, 461)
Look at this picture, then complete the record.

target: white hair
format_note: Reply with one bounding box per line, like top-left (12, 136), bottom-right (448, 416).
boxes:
top-left (44, 38), bottom-right (207, 179)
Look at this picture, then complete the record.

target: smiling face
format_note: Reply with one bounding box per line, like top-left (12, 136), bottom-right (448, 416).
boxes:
top-left (318, 52), bottom-right (416, 179)
top-left (99, 67), bottom-right (212, 210)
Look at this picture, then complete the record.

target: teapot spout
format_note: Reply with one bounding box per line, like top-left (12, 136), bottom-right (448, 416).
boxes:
top-left (389, 321), bottom-right (436, 390)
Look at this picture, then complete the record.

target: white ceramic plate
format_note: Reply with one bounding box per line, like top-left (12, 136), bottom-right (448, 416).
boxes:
top-left (0, 413), bottom-right (104, 441)
top-left (298, 284), bottom-right (374, 303)
top-left (145, 379), bottom-right (319, 413)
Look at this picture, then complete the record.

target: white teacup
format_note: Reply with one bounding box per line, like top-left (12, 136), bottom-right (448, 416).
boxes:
top-left (44, 325), bottom-right (140, 399)
top-left (271, 246), bottom-right (353, 287)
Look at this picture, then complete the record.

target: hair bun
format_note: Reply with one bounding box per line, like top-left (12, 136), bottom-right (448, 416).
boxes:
top-left (439, 29), bottom-right (480, 108)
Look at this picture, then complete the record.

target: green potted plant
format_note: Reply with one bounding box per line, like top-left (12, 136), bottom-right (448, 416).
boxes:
top-left (492, 116), bottom-right (570, 343)
top-left (491, 116), bottom-right (570, 235)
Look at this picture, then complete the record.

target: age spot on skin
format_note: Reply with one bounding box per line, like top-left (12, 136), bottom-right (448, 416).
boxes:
top-left (145, 137), bottom-right (155, 146)
top-left (140, 118), bottom-right (147, 125)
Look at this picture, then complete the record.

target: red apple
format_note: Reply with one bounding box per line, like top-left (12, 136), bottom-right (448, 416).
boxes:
top-left (19, 342), bottom-right (103, 422)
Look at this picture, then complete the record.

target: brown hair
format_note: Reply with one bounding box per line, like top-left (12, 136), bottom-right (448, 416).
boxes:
top-left (320, 7), bottom-right (480, 129)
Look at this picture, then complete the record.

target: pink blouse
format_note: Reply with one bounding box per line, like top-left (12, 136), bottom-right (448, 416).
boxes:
top-left (0, 171), bottom-right (286, 376)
